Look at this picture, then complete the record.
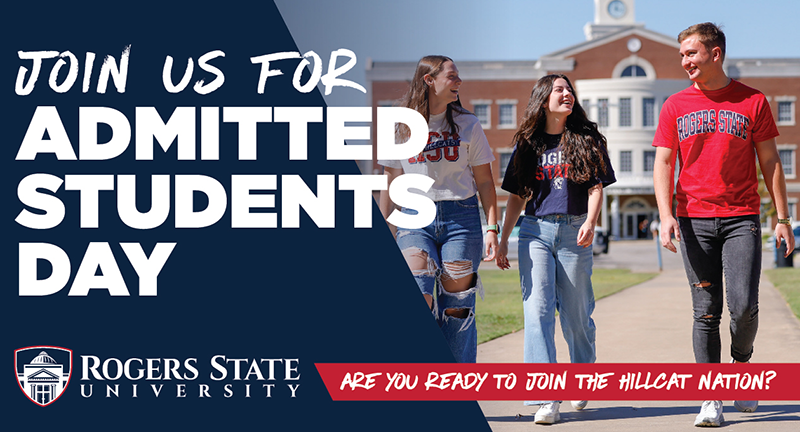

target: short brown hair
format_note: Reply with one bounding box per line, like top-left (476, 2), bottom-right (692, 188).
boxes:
top-left (678, 22), bottom-right (726, 61)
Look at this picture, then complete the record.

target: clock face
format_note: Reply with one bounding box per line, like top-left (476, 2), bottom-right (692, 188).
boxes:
top-left (627, 38), bottom-right (642, 53)
top-left (608, 0), bottom-right (627, 18)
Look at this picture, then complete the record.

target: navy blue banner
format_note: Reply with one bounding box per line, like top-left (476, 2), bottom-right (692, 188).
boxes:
top-left (1, 2), bottom-right (490, 430)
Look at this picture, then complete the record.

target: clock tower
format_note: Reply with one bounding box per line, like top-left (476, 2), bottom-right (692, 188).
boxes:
top-left (584, 0), bottom-right (640, 40)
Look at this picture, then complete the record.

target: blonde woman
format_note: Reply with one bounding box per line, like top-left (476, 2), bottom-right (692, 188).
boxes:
top-left (379, 55), bottom-right (498, 363)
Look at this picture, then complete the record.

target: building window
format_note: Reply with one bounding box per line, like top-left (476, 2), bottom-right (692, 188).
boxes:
top-left (499, 151), bottom-right (513, 179)
top-left (643, 150), bottom-right (656, 172)
top-left (613, 56), bottom-right (657, 80)
top-left (789, 201), bottom-right (797, 220)
top-left (779, 148), bottom-right (795, 178)
top-left (643, 97), bottom-right (656, 127)
top-left (499, 105), bottom-right (513, 125)
top-left (598, 98), bottom-right (609, 127)
top-left (620, 150), bottom-right (632, 173)
top-left (470, 99), bottom-right (492, 129)
top-left (621, 65), bottom-right (647, 77)
top-left (496, 99), bottom-right (518, 129)
top-left (777, 100), bottom-right (795, 125)
top-left (619, 98), bottom-right (632, 127)
top-left (473, 105), bottom-right (490, 128)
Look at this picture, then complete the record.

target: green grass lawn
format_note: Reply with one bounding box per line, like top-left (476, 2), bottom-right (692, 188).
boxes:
top-left (476, 268), bottom-right (658, 344)
top-left (764, 267), bottom-right (800, 320)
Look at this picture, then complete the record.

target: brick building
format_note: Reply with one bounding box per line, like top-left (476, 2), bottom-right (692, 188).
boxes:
top-left (365, 0), bottom-right (800, 239)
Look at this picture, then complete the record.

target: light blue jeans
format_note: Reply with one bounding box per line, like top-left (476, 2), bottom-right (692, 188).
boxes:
top-left (396, 195), bottom-right (484, 363)
top-left (518, 214), bottom-right (596, 405)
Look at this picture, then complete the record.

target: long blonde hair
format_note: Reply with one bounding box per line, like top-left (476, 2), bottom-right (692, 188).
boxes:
top-left (397, 55), bottom-right (468, 138)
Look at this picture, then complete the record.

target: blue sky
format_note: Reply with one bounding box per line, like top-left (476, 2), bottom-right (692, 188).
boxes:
top-left (275, 0), bottom-right (800, 105)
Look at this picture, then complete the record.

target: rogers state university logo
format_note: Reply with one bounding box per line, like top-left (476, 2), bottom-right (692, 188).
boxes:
top-left (15, 346), bottom-right (73, 406)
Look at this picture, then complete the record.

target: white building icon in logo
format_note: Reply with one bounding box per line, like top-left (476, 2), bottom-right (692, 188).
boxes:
top-left (15, 346), bottom-right (72, 407)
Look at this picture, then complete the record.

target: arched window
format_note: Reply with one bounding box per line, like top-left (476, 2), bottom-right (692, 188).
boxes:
top-left (623, 198), bottom-right (648, 210)
top-left (621, 65), bottom-right (647, 78)
top-left (613, 56), bottom-right (657, 79)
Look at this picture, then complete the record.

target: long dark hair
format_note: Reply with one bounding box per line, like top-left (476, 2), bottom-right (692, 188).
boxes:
top-left (512, 74), bottom-right (608, 198)
top-left (397, 55), bottom-right (469, 139)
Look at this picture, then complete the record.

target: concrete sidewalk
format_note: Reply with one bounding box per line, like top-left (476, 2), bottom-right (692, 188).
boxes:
top-left (477, 241), bottom-right (800, 431)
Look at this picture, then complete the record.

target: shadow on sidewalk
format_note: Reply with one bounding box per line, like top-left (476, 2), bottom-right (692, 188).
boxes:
top-left (722, 404), bottom-right (800, 425)
top-left (484, 403), bottom-right (800, 425)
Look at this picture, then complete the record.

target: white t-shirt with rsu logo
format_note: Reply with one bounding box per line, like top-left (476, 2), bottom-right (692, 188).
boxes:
top-left (379, 111), bottom-right (495, 202)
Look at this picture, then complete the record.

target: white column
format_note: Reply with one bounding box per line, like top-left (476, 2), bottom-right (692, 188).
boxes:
top-left (611, 195), bottom-right (620, 240)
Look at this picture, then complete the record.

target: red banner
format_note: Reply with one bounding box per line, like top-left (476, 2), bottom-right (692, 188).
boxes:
top-left (315, 363), bottom-right (799, 401)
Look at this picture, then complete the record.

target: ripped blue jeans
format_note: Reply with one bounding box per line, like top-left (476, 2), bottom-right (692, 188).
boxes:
top-left (396, 194), bottom-right (484, 363)
top-left (678, 215), bottom-right (762, 363)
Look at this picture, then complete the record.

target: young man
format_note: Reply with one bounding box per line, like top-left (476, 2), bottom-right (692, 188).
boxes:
top-left (653, 23), bottom-right (795, 427)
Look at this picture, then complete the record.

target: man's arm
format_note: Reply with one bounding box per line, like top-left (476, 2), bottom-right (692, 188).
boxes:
top-left (755, 138), bottom-right (795, 256)
top-left (653, 146), bottom-right (681, 253)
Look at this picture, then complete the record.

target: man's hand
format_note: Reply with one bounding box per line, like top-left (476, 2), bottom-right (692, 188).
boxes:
top-left (660, 215), bottom-right (681, 253)
top-left (775, 223), bottom-right (796, 257)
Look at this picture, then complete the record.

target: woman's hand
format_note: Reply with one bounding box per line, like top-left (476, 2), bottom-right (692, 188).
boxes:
top-left (495, 239), bottom-right (511, 270)
top-left (580, 184), bottom-right (602, 248)
top-left (484, 231), bottom-right (498, 261)
top-left (577, 221), bottom-right (595, 248)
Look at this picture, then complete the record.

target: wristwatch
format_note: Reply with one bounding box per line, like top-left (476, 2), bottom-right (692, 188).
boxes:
top-left (777, 217), bottom-right (792, 226)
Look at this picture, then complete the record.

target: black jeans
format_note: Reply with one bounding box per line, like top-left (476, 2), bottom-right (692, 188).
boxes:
top-left (678, 215), bottom-right (761, 363)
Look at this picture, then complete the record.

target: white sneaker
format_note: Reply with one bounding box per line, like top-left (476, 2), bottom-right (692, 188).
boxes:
top-left (534, 402), bottom-right (561, 424)
top-left (571, 400), bottom-right (588, 410)
top-left (733, 399), bottom-right (758, 413)
top-left (694, 400), bottom-right (724, 427)
top-left (731, 359), bottom-right (758, 412)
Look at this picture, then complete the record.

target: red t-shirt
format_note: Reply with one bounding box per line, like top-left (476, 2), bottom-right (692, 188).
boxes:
top-left (653, 80), bottom-right (779, 217)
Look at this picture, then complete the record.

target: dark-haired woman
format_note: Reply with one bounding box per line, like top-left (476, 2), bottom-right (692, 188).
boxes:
top-left (496, 74), bottom-right (615, 423)
top-left (379, 55), bottom-right (498, 363)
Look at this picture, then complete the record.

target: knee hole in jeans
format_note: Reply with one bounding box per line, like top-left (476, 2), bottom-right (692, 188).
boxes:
top-left (693, 281), bottom-right (712, 288)
top-left (441, 273), bottom-right (481, 322)
top-left (695, 313), bottom-right (720, 321)
top-left (441, 261), bottom-right (475, 292)
top-left (444, 308), bottom-right (471, 318)
top-left (402, 247), bottom-right (437, 276)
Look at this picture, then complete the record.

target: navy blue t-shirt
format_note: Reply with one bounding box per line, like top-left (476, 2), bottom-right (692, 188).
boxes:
top-left (501, 133), bottom-right (616, 216)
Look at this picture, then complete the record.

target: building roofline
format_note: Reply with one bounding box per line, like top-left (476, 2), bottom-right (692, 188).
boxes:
top-left (541, 26), bottom-right (680, 59)
top-left (726, 57), bottom-right (800, 78)
top-left (367, 60), bottom-right (545, 82)
top-left (365, 53), bottom-right (800, 83)
top-left (727, 57), bottom-right (800, 64)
